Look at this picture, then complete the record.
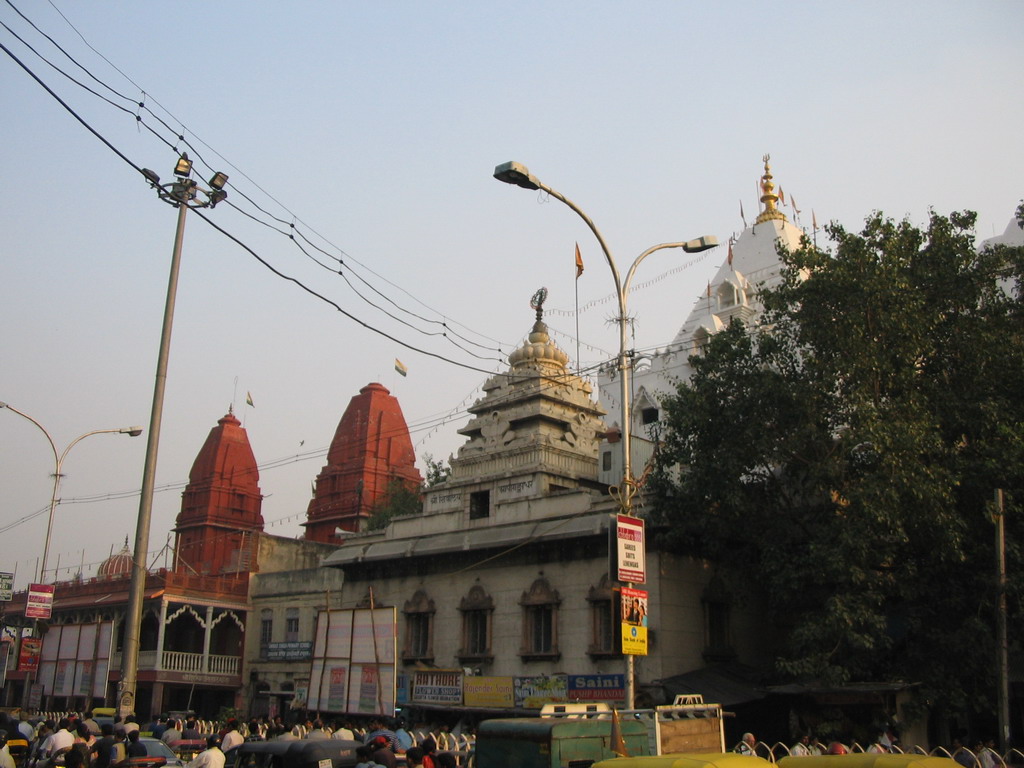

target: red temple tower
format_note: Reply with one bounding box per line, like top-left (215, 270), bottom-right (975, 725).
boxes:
top-left (173, 409), bottom-right (264, 575)
top-left (304, 382), bottom-right (422, 542)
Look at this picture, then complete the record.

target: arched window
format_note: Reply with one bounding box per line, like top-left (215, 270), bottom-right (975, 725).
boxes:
top-left (520, 577), bottom-right (560, 661)
top-left (458, 584), bottom-right (494, 663)
top-left (402, 589), bottom-right (435, 664)
top-left (586, 574), bottom-right (620, 658)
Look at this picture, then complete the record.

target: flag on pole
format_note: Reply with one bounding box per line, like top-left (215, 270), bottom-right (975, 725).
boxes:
top-left (779, 186), bottom-right (786, 205)
top-left (740, 199), bottom-right (747, 227)
top-left (791, 194), bottom-right (801, 215)
top-left (245, 392), bottom-right (255, 408)
top-left (812, 209), bottom-right (819, 230)
top-left (394, 359), bottom-right (408, 377)
top-left (575, 242), bottom-right (584, 279)
top-left (727, 239), bottom-right (734, 266)
top-left (610, 709), bottom-right (630, 758)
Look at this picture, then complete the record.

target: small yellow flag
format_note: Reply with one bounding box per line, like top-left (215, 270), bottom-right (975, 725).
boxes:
top-left (245, 392), bottom-right (254, 408)
top-left (575, 242), bottom-right (584, 279)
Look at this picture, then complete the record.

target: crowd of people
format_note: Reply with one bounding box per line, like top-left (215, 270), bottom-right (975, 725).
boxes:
top-left (732, 730), bottom-right (1006, 765)
top-left (0, 710), bottom-right (466, 768)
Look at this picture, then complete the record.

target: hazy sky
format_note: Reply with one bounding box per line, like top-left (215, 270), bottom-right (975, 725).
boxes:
top-left (2, 1), bottom-right (1021, 591)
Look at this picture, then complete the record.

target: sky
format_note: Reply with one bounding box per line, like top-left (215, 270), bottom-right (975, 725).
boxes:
top-left (2, 1), bottom-right (1021, 592)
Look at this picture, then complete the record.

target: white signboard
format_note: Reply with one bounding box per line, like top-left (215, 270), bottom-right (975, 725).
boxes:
top-left (0, 572), bottom-right (13, 602)
top-left (616, 514), bottom-right (646, 584)
top-left (307, 607), bottom-right (396, 715)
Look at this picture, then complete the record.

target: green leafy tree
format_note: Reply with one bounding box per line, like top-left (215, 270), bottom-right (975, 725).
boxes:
top-left (651, 210), bottom-right (1024, 721)
top-left (366, 476), bottom-right (423, 530)
top-left (423, 452), bottom-right (452, 487)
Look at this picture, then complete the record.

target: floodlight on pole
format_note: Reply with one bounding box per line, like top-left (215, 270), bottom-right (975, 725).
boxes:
top-left (493, 160), bottom-right (717, 708)
top-left (120, 156), bottom-right (228, 718)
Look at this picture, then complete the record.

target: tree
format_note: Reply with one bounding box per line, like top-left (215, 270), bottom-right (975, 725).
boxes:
top-left (366, 476), bottom-right (423, 530)
top-left (651, 210), bottom-right (1024, 721)
top-left (423, 453), bottom-right (451, 487)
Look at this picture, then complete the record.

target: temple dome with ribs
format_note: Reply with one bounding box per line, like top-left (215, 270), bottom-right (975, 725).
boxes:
top-left (98, 540), bottom-right (133, 579)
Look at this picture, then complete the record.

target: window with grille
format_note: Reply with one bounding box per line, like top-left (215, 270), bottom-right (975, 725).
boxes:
top-left (587, 574), bottom-right (620, 658)
top-left (259, 609), bottom-right (273, 658)
top-left (402, 590), bottom-right (435, 663)
top-left (285, 608), bottom-right (299, 642)
top-left (520, 577), bottom-right (560, 661)
top-left (458, 584), bottom-right (493, 663)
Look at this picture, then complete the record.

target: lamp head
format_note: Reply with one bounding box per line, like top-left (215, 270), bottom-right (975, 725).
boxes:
top-left (121, 427), bottom-right (144, 437)
top-left (208, 171), bottom-right (228, 191)
top-left (682, 235), bottom-right (719, 253)
top-left (493, 161), bottom-right (540, 190)
top-left (141, 169), bottom-right (161, 187)
top-left (173, 153), bottom-right (193, 178)
top-left (208, 189), bottom-right (228, 208)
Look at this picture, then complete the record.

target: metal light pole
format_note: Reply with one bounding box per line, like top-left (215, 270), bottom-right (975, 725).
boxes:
top-left (0, 401), bottom-right (141, 707)
top-left (493, 161), bottom-right (716, 707)
top-left (0, 402), bottom-right (142, 582)
top-left (119, 155), bottom-right (228, 718)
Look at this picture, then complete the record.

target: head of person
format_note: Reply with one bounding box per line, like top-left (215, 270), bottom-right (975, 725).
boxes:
top-left (128, 731), bottom-right (140, 744)
top-left (356, 745), bottom-right (373, 761)
top-left (372, 735), bottom-right (390, 751)
top-left (76, 723), bottom-right (91, 740)
top-left (743, 733), bottom-right (755, 747)
top-left (64, 747), bottom-right (84, 768)
top-left (420, 737), bottom-right (437, 754)
top-left (0, 730), bottom-right (8, 749)
top-left (207, 735), bottom-right (223, 750)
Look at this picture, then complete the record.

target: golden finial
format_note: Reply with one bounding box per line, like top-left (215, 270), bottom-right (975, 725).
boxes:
top-left (755, 153), bottom-right (787, 224)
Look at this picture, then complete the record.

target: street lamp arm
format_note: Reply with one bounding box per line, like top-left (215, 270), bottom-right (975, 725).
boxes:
top-left (1, 402), bottom-right (59, 468)
top-left (532, 181), bottom-right (623, 296)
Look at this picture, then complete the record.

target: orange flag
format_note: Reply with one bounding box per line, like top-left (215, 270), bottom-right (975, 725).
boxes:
top-left (575, 242), bottom-right (584, 279)
top-left (610, 708), bottom-right (630, 758)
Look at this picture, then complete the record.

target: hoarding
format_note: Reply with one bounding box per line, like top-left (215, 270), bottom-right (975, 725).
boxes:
top-left (615, 515), bottom-right (646, 584)
top-left (307, 607), bottom-right (396, 715)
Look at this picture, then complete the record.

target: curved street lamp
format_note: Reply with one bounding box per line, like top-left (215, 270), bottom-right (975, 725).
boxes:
top-left (493, 161), bottom-right (717, 707)
top-left (0, 401), bottom-right (142, 582)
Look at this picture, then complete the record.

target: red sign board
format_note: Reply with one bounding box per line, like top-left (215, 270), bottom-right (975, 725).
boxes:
top-left (615, 515), bottom-right (646, 584)
top-left (19, 637), bottom-right (41, 672)
top-left (26, 583), bottom-right (54, 619)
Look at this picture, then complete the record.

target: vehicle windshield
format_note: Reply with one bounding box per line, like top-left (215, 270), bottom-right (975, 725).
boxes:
top-left (143, 740), bottom-right (178, 759)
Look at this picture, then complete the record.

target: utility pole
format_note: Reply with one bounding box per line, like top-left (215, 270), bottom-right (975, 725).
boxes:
top-left (994, 489), bottom-right (1009, 752)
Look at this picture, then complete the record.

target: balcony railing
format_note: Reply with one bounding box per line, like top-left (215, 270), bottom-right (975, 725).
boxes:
top-left (114, 650), bottom-right (240, 676)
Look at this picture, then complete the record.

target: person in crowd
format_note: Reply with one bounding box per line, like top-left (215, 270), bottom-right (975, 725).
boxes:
top-left (43, 718), bottom-right (75, 761)
top-left (305, 720), bottom-right (329, 740)
top-left (354, 745), bottom-right (380, 768)
top-left (735, 732), bottom-right (756, 756)
top-left (63, 745), bottom-right (84, 768)
top-left (162, 719), bottom-right (183, 746)
top-left (791, 733), bottom-right (814, 756)
top-left (331, 720), bottom-right (355, 741)
top-left (221, 720), bottom-right (244, 753)
top-left (81, 712), bottom-right (102, 738)
top-left (122, 716), bottom-right (140, 735)
top-left (435, 753), bottom-right (458, 768)
top-left (91, 723), bottom-right (117, 768)
top-left (182, 719), bottom-right (202, 740)
top-left (0, 731), bottom-right (16, 768)
top-left (72, 722), bottom-right (95, 764)
top-left (392, 721), bottom-right (413, 753)
top-left (126, 730), bottom-right (147, 758)
top-left (405, 746), bottom-right (424, 768)
top-left (364, 719), bottom-right (398, 752)
top-left (826, 741), bottom-right (849, 755)
top-left (246, 719), bottom-right (264, 741)
top-left (188, 735), bottom-right (225, 768)
top-left (369, 735), bottom-right (396, 768)
top-left (419, 737), bottom-right (438, 768)
top-left (151, 716), bottom-right (168, 740)
top-left (977, 739), bottom-right (997, 768)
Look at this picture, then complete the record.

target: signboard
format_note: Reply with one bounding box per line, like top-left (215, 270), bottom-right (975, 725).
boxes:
top-left (514, 674), bottom-right (568, 709)
top-left (19, 637), bottom-right (41, 672)
top-left (26, 583), bottom-right (55, 619)
top-left (494, 476), bottom-right (536, 502)
top-left (463, 676), bottom-right (514, 708)
top-left (567, 673), bottom-right (626, 703)
top-left (615, 515), bottom-right (646, 584)
top-left (621, 586), bottom-right (648, 656)
top-left (411, 669), bottom-right (463, 704)
top-left (307, 607), bottom-right (397, 715)
top-left (266, 641), bottom-right (313, 660)
top-left (0, 572), bottom-right (13, 602)
top-left (425, 489), bottom-right (463, 513)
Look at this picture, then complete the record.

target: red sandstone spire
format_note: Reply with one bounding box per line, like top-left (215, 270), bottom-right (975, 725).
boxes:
top-left (173, 409), bottom-right (264, 575)
top-left (304, 382), bottom-right (422, 542)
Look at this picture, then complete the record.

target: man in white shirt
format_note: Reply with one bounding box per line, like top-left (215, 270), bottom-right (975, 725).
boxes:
top-left (221, 720), bottom-right (244, 753)
top-left (42, 719), bottom-right (75, 758)
top-left (188, 736), bottom-right (225, 768)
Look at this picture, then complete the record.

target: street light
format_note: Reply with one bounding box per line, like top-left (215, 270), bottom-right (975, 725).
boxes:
top-left (0, 402), bottom-right (142, 583)
top-left (493, 161), bottom-right (717, 707)
top-left (119, 154), bottom-right (229, 718)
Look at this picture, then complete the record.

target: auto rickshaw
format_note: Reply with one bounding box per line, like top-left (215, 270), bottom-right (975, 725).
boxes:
top-left (223, 739), bottom-right (363, 768)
